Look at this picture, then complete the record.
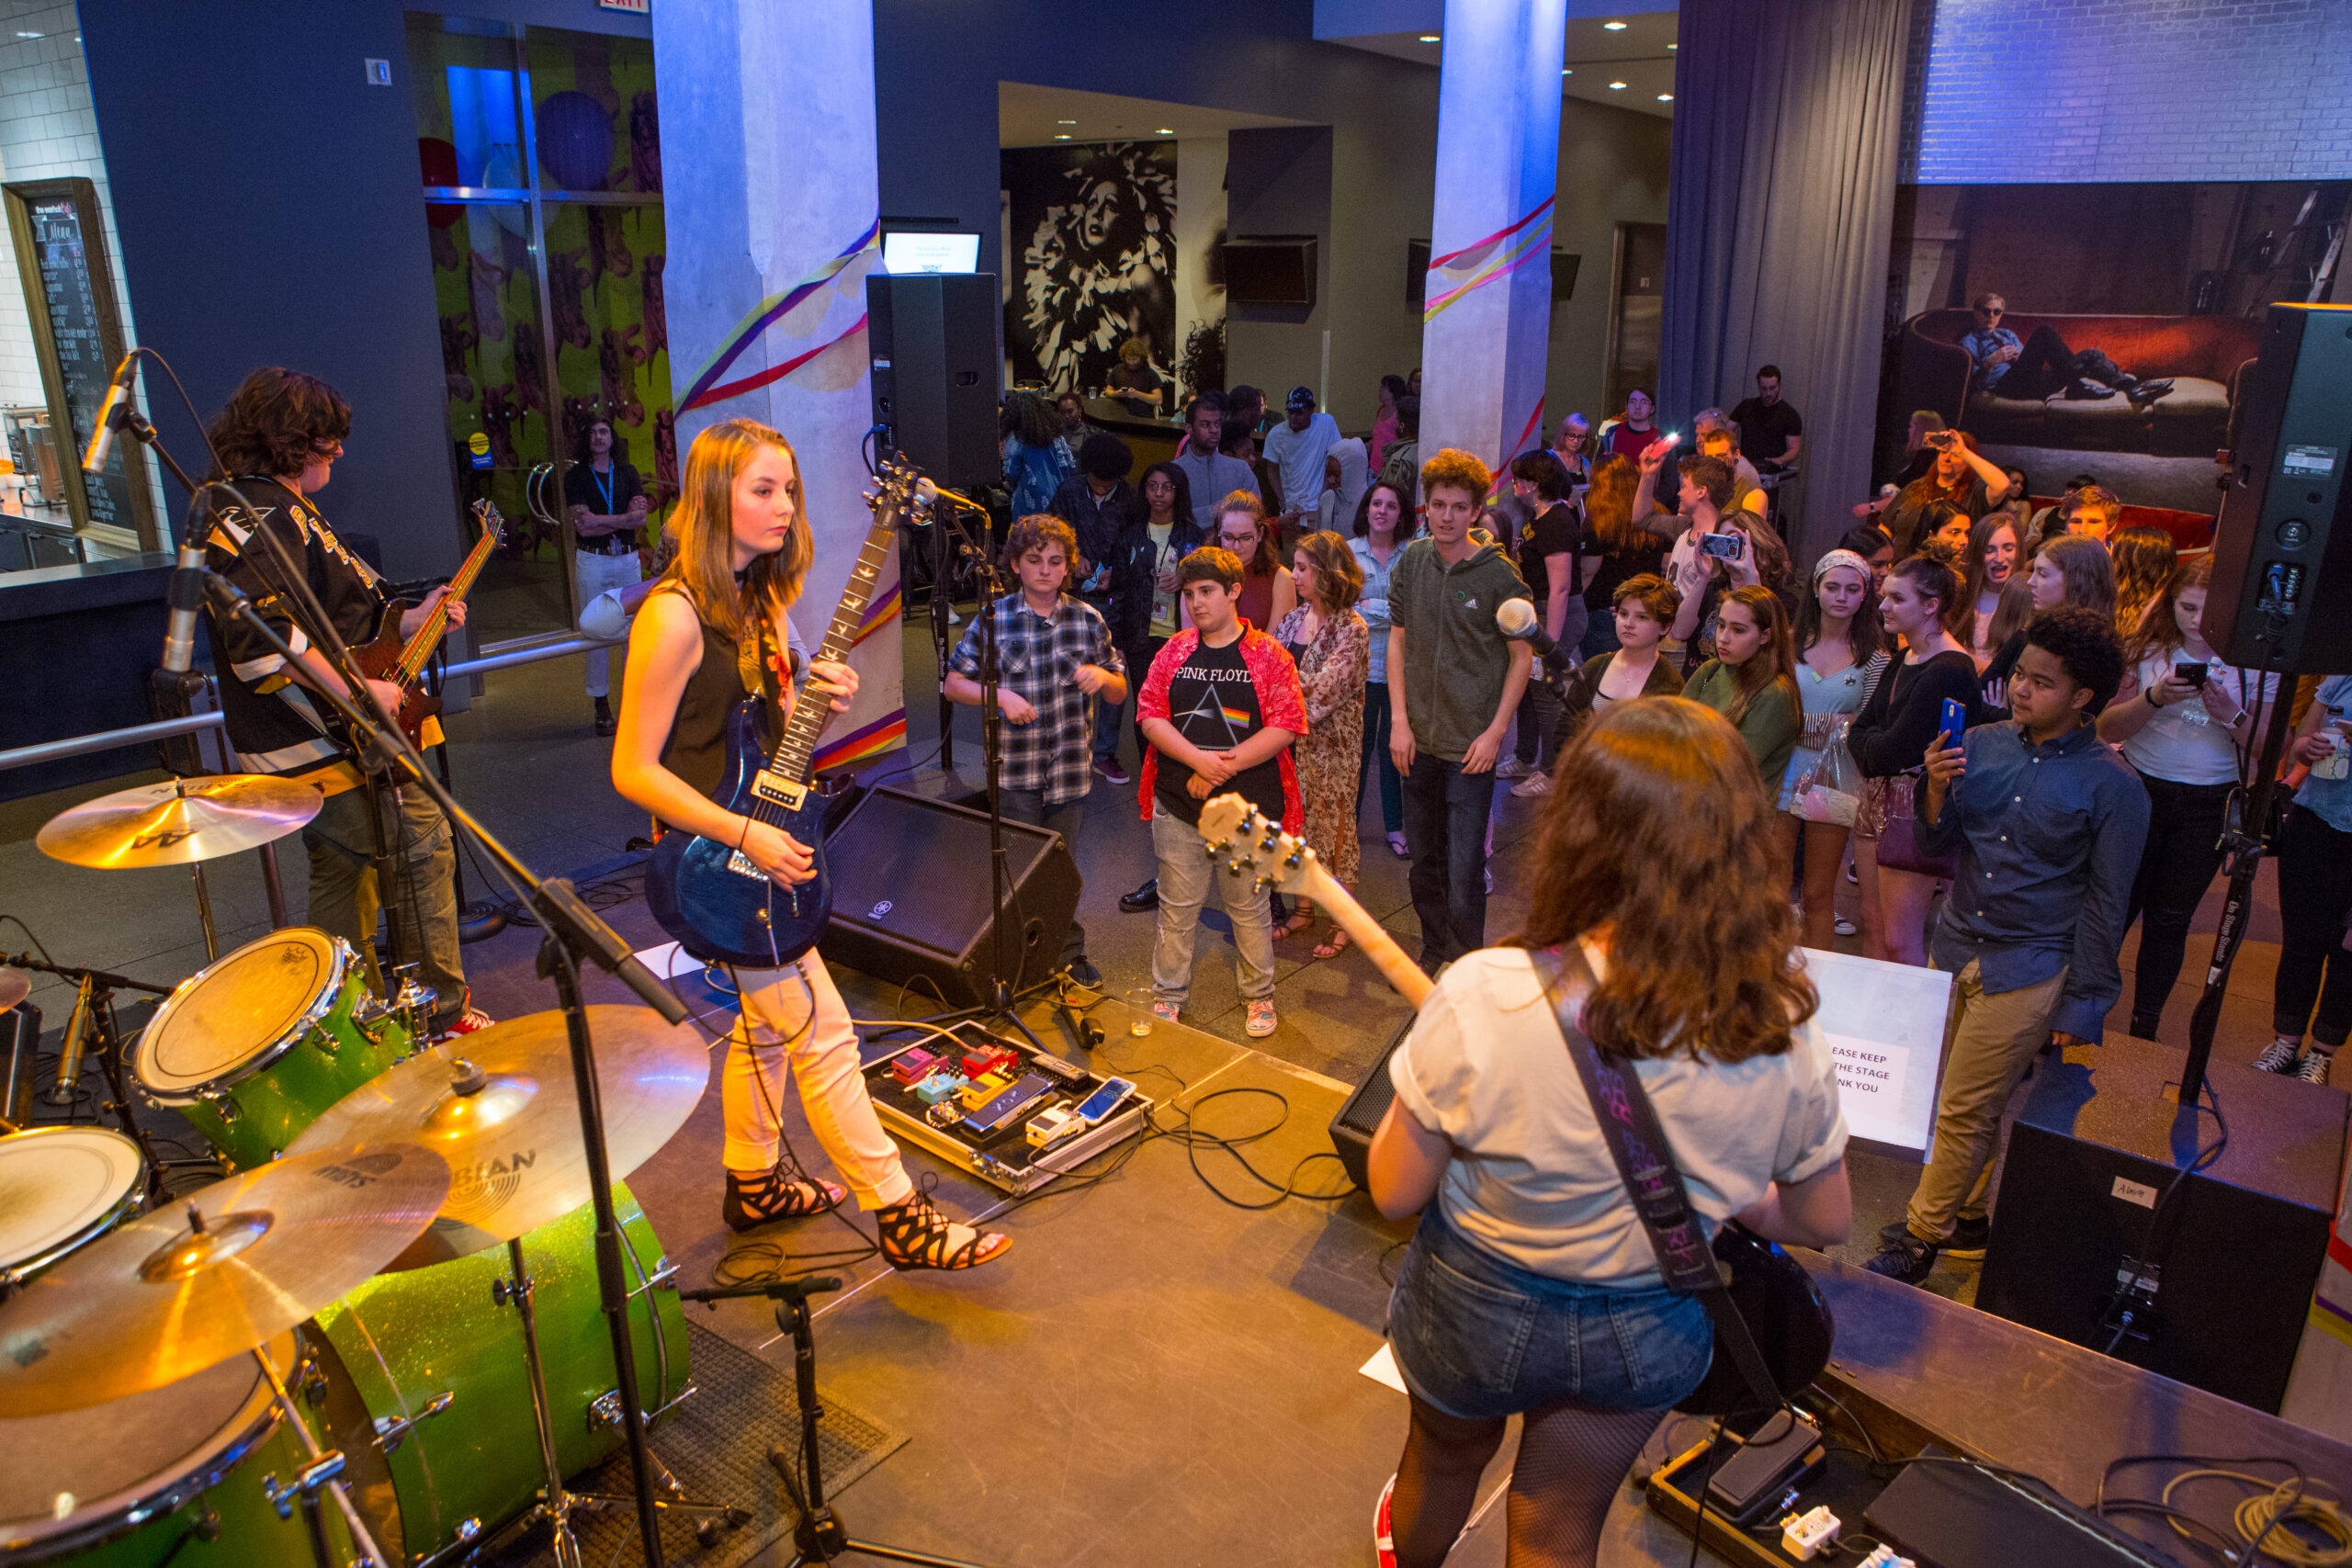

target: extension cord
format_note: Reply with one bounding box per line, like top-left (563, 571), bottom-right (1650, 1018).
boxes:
top-left (1779, 1505), bottom-right (1840, 1561)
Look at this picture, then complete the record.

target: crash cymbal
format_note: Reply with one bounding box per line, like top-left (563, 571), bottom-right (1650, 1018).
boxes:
top-left (287, 1005), bottom-right (709, 1268)
top-left (0, 967), bottom-right (25, 1010)
top-left (0, 1144), bottom-right (448, 1416)
top-left (37, 775), bottom-right (323, 869)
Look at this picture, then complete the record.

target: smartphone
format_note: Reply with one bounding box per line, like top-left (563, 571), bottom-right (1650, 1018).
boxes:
top-left (2174, 660), bottom-right (2209, 688)
top-left (1073, 1076), bottom-right (1136, 1125)
top-left (1700, 532), bottom-right (1745, 560)
top-left (1939, 697), bottom-right (1968, 748)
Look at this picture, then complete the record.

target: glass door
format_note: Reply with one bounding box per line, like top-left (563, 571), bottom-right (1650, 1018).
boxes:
top-left (407, 16), bottom-right (668, 653)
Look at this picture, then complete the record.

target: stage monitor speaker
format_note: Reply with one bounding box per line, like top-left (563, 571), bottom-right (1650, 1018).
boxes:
top-left (820, 786), bottom-right (1078, 1009)
top-left (1330, 1011), bottom-right (1419, 1189)
top-left (2206, 302), bottom-right (2352, 673)
top-left (1974, 1034), bottom-right (2346, 1414)
top-left (866, 273), bottom-right (1002, 491)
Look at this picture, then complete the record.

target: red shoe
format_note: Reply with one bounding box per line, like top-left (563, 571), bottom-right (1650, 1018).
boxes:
top-left (1374, 1473), bottom-right (1397, 1568)
top-left (436, 1004), bottom-right (497, 1041)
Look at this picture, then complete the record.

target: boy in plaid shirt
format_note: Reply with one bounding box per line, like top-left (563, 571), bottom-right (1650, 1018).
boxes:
top-left (945, 513), bottom-right (1126, 987)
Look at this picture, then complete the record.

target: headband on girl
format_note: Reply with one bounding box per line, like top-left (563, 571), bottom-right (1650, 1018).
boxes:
top-left (1812, 548), bottom-right (1872, 587)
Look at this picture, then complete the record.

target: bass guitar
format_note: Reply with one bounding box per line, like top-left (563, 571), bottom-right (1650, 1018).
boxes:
top-left (352, 499), bottom-right (503, 745)
top-left (644, 463), bottom-right (912, 967)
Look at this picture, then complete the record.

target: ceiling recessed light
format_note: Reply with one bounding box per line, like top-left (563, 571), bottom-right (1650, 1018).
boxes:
top-left (15, 30), bottom-right (40, 37)
top-left (1668, 42), bottom-right (1678, 49)
top-left (1157, 128), bottom-right (1173, 134)
top-left (1056, 119), bottom-right (1076, 125)
top-left (1603, 18), bottom-right (1628, 28)
top-left (1608, 81), bottom-right (1627, 90)
top-left (1053, 134), bottom-right (1071, 140)
top-left (1657, 93), bottom-right (1673, 101)
top-left (1419, 34), bottom-right (1441, 43)
top-left (1561, 67), bottom-right (1572, 74)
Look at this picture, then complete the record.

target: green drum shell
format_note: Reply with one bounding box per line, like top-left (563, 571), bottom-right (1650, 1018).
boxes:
top-left (310, 1183), bottom-right (688, 1564)
top-left (0, 1334), bottom-right (355, 1568)
top-left (144, 959), bottom-right (413, 1170)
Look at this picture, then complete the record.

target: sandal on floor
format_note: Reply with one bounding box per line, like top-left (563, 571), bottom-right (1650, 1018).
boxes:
top-left (877, 1190), bottom-right (1011, 1271)
top-left (1313, 926), bottom-right (1352, 960)
top-left (1386, 832), bottom-right (1409, 858)
top-left (1272, 911), bottom-right (1316, 940)
top-left (723, 1169), bottom-right (846, 1233)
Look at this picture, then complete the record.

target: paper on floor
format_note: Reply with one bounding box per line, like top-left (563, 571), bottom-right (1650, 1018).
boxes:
top-left (1360, 1342), bottom-right (1408, 1394)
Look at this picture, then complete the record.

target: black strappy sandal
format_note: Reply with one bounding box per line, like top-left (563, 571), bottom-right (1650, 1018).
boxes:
top-left (723, 1168), bottom-right (847, 1233)
top-left (876, 1190), bottom-right (1011, 1271)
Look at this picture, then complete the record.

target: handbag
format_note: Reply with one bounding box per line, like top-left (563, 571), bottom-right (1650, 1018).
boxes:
top-left (1529, 946), bottom-right (1835, 1416)
top-left (1794, 720), bottom-right (1862, 826)
top-left (1872, 768), bottom-right (1960, 879)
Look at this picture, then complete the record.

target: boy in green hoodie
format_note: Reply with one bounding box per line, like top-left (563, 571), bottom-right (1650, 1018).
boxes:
top-left (1387, 448), bottom-right (1533, 969)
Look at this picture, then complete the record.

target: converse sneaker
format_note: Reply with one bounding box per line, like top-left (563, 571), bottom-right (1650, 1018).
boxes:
top-left (1863, 1227), bottom-right (1939, 1286)
top-left (1834, 915), bottom-right (1859, 938)
top-left (1245, 998), bottom-right (1278, 1038)
top-left (2297, 1050), bottom-right (2334, 1087)
top-left (2251, 1037), bottom-right (2303, 1074)
top-left (1374, 1473), bottom-right (1398, 1568)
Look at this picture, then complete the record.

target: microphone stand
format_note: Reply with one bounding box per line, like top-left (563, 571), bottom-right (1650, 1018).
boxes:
top-left (118, 400), bottom-right (694, 1568)
top-left (0, 951), bottom-right (201, 1201)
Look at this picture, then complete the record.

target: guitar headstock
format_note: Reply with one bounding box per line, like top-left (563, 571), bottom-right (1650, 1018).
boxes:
top-left (1196, 794), bottom-right (1320, 897)
top-left (863, 457), bottom-right (919, 522)
top-left (471, 497), bottom-right (505, 547)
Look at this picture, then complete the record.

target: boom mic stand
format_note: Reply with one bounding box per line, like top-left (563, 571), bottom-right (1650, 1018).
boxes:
top-left (110, 389), bottom-right (698, 1568)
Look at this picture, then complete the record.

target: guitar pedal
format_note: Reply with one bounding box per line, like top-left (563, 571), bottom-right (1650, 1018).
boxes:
top-left (888, 1047), bottom-right (939, 1086)
top-left (960, 1045), bottom-right (1018, 1079)
top-left (913, 1070), bottom-right (967, 1106)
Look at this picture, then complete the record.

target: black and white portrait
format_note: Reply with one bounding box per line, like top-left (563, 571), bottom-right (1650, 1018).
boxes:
top-left (1001, 141), bottom-right (1177, 392)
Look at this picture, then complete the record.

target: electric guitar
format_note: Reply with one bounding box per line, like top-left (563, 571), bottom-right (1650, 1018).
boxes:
top-left (352, 499), bottom-right (503, 744)
top-left (1193, 795), bottom-right (1432, 1006)
top-left (643, 463), bottom-right (912, 967)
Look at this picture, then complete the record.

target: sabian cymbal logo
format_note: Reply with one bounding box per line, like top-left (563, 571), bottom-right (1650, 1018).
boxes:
top-left (316, 1151), bottom-right (404, 1189)
top-left (450, 1149), bottom-right (536, 1216)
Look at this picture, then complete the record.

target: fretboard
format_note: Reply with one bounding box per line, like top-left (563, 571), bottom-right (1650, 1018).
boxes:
top-left (395, 506), bottom-right (499, 684)
top-left (765, 513), bottom-right (898, 784)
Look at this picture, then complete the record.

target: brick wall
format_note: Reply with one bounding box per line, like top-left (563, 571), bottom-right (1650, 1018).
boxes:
top-left (1904, 0), bottom-right (2352, 184)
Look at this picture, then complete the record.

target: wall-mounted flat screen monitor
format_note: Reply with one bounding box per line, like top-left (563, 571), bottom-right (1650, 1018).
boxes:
top-left (883, 231), bottom-right (980, 274)
top-left (1223, 237), bottom-right (1317, 309)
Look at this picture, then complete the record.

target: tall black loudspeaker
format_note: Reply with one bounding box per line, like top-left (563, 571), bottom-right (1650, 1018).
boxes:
top-left (820, 786), bottom-right (1079, 1008)
top-left (1975, 1034), bottom-right (2346, 1414)
top-left (2207, 301), bottom-right (2352, 673)
top-left (865, 274), bottom-right (1002, 490)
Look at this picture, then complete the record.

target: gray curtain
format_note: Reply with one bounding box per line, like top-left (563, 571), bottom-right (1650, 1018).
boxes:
top-left (1657, 0), bottom-right (1912, 567)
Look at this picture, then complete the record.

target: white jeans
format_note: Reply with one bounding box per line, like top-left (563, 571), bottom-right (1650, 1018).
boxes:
top-left (1150, 809), bottom-right (1276, 1005)
top-left (573, 547), bottom-right (643, 696)
top-left (724, 952), bottom-right (915, 1211)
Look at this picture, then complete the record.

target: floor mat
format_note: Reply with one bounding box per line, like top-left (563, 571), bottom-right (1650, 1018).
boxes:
top-left (485, 1318), bottom-right (907, 1568)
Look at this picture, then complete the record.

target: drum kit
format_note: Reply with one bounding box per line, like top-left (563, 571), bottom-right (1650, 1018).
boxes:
top-left (0, 777), bottom-right (747, 1568)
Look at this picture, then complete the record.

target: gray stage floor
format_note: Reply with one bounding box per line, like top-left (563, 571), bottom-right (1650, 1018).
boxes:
top-left (0, 613), bottom-right (2316, 1563)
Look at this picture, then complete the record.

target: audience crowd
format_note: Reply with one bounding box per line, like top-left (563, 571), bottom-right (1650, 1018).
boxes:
top-left (989, 369), bottom-right (2346, 1294)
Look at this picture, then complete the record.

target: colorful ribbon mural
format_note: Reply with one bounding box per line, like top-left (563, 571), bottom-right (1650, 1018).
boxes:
top-left (1421, 197), bottom-right (1555, 324)
top-left (680, 217), bottom-right (881, 412)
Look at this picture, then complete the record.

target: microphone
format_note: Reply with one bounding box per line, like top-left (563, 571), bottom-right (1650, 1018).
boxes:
top-left (1495, 596), bottom-right (1556, 660)
top-left (160, 542), bottom-right (207, 673)
top-left (42, 976), bottom-right (95, 1107)
top-left (202, 570), bottom-right (250, 617)
top-left (80, 351), bottom-right (139, 475)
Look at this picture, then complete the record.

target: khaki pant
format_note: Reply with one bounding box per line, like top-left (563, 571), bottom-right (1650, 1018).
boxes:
top-left (1905, 959), bottom-right (2069, 1244)
top-left (303, 780), bottom-right (465, 1028)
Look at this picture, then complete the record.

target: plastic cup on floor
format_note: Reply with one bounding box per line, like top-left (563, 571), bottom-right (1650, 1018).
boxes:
top-left (1125, 987), bottom-right (1156, 1036)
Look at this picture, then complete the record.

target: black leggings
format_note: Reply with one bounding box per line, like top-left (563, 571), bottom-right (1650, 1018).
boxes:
top-left (2124, 772), bottom-right (2233, 1034)
top-left (2275, 805), bottom-right (2352, 1050)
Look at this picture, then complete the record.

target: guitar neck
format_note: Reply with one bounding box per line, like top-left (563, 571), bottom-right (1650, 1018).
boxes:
top-left (393, 519), bottom-right (497, 684)
top-left (765, 513), bottom-right (898, 784)
top-left (1292, 862), bottom-right (1432, 1008)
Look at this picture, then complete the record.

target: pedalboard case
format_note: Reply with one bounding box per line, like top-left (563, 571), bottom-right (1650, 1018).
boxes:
top-left (864, 1021), bottom-right (1152, 1195)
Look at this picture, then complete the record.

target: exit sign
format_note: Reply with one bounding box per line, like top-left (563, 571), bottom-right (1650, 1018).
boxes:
top-left (598, 0), bottom-right (649, 12)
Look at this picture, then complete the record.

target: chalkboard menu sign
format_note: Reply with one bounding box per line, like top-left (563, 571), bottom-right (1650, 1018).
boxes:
top-left (4, 177), bottom-right (157, 551)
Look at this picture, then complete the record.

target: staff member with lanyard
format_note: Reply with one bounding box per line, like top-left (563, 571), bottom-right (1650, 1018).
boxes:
top-left (569, 415), bottom-right (650, 736)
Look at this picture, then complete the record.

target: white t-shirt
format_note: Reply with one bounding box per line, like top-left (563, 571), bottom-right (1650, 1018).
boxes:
top-left (1389, 946), bottom-right (1849, 1282)
top-left (1262, 412), bottom-right (1341, 519)
top-left (2120, 650), bottom-right (2262, 786)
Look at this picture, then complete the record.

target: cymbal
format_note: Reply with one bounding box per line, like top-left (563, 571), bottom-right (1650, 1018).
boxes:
top-left (37, 775), bottom-right (323, 869)
top-left (0, 1144), bottom-right (449, 1416)
top-left (287, 1005), bottom-right (710, 1268)
top-left (0, 967), bottom-right (25, 1010)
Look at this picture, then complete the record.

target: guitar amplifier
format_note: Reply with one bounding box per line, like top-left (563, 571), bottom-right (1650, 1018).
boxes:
top-left (1329, 1011), bottom-right (1418, 1189)
top-left (820, 787), bottom-right (1080, 1007)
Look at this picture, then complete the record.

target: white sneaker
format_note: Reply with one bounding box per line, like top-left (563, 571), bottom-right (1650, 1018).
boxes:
top-left (2296, 1050), bottom-right (2334, 1087)
top-left (2252, 1037), bottom-right (2302, 1074)
top-left (1510, 772), bottom-right (1551, 798)
top-left (1496, 758), bottom-right (1535, 780)
top-left (1834, 915), bottom-right (1859, 938)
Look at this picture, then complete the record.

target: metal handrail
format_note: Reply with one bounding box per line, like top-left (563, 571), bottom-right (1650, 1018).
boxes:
top-left (0, 632), bottom-right (624, 773)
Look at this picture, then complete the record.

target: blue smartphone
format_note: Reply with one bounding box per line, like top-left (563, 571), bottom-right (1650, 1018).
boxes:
top-left (1939, 698), bottom-right (1968, 748)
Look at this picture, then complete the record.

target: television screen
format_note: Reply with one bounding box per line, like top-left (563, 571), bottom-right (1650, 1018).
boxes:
top-left (1223, 238), bottom-right (1317, 309)
top-left (883, 231), bottom-right (980, 275)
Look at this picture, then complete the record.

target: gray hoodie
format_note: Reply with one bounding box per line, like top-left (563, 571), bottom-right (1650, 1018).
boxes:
top-left (1387, 534), bottom-right (1532, 761)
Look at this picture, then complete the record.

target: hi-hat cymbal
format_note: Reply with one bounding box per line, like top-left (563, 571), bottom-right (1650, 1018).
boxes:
top-left (37, 775), bottom-right (323, 869)
top-left (0, 1144), bottom-right (449, 1416)
top-left (0, 967), bottom-right (25, 1010)
top-left (287, 1006), bottom-right (710, 1268)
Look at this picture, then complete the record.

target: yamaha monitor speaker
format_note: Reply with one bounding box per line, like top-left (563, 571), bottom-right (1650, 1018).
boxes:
top-left (820, 786), bottom-right (1078, 1008)
top-left (1974, 1033), bottom-right (2346, 1413)
top-left (1330, 1011), bottom-right (1419, 1189)
top-left (2206, 301), bottom-right (2352, 673)
top-left (865, 273), bottom-right (1001, 491)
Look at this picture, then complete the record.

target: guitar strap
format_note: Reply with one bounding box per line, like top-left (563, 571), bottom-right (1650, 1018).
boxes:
top-left (1526, 944), bottom-right (1787, 1415)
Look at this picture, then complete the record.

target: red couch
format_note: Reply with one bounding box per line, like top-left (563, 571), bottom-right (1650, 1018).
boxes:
top-left (1896, 310), bottom-right (2262, 457)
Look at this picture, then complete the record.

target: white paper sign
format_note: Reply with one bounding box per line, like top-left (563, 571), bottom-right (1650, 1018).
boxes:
top-left (1802, 947), bottom-right (1954, 1156)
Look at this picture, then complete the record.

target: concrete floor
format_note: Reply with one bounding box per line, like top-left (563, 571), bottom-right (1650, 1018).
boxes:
top-left (0, 609), bottom-right (2317, 1564)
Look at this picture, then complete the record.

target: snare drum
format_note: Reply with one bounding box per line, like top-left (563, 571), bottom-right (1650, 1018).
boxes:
top-left (134, 929), bottom-right (414, 1168)
top-left (0, 1332), bottom-right (356, 1566)
top-left (308, 1183), bottom-right (690, 1565)
top-left (0, 1126), bottom-right (146, 1288)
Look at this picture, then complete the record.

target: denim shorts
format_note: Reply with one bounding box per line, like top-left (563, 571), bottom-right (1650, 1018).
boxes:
top-left (1387, 1203), bottom-right (1714, 1422)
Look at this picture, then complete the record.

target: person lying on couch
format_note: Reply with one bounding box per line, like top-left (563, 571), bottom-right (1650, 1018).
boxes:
top-left (1962, 293), bottom-right (2175, 408)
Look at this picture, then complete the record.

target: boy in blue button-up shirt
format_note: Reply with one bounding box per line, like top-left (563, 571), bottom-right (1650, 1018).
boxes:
top-left (1868, 606), bottom-right (2150, 1285)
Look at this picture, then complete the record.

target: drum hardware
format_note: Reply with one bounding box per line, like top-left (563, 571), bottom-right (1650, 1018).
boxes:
top-left (251, 1331), bottom-right (392, 1568)
top-left (1, 949), bottom-right (201, 1203)
top-left (368, 1389), bottom-right (455, 1454)
top-left (40, 975), bottom-right (93, 1107)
